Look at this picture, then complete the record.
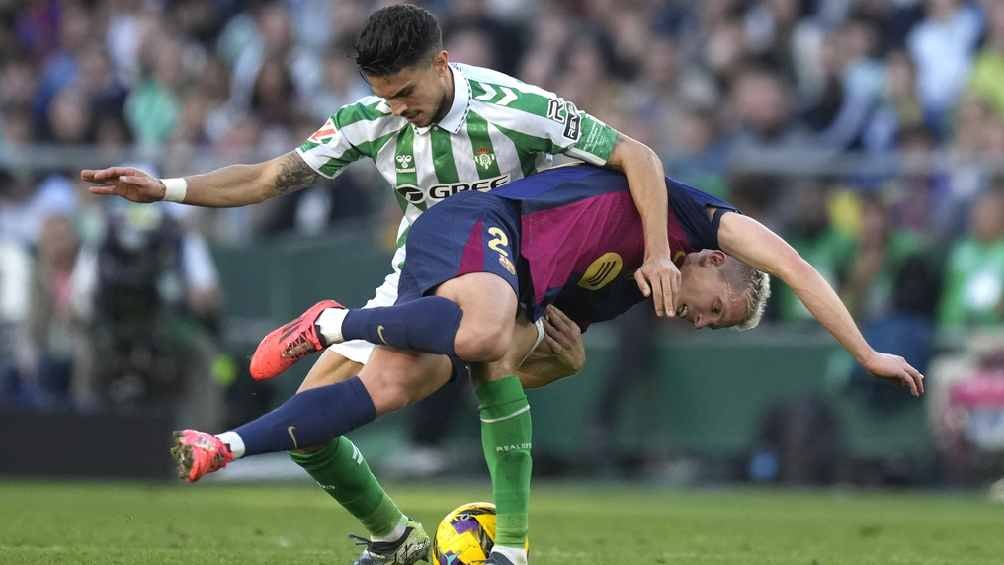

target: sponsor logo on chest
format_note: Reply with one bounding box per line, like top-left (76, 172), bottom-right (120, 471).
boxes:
top-left (396, 174), bottom-right (511, 204)
top-left (578, 252), bottom-right (624, 291)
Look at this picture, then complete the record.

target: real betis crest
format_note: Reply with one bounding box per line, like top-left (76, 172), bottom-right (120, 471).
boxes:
top-left (474, 147), bottom-right (495, 171)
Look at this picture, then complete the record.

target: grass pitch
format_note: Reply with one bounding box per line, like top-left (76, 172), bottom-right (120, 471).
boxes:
top-left (0, 480), bottom-right (1001, 565)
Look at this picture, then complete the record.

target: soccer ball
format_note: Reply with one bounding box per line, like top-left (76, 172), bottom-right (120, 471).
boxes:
top-left (431, 502), bottom-right (497, 564)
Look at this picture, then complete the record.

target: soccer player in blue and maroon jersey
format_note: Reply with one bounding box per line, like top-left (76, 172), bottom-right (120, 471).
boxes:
top-left (176, 164), bottom-right (925, 565)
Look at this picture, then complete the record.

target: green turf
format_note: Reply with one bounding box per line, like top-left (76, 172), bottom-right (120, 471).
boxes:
top-left (0, 480), bottom-right (1001, 564)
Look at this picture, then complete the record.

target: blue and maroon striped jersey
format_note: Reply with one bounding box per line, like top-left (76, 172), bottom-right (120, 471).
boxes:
top-left (493, 165), bottom-right (739, 328)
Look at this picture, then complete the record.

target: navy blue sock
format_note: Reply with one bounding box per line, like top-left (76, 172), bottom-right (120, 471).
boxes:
top-left (234, 376), bottom-right (376, 456)
top-left (341, 296), bottom-right (462, 356)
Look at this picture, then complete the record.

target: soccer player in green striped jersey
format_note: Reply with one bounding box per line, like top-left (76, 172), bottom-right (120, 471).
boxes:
top-left (82, 5), bottom-right (679, 564)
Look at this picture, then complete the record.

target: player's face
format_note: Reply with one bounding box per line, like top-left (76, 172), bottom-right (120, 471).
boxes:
top-left (675, 250), bottom-right (746, 330)
top-left (365, 51), bottom-right (452, 128)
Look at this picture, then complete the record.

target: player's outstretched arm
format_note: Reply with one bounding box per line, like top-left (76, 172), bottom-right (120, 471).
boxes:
top-left (717, 212), bottom-right (925, 397)
top-left (606, 133), bottom-right (681, 318)
top-left (80, 151), bottom-right (318, 208)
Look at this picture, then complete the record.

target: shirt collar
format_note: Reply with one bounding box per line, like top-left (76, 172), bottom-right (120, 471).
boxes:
top-left (415, 63), bottom-right (470, 136)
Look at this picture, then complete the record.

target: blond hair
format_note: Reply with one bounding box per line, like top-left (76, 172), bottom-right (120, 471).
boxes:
top-left (722, 257), bottom-right (771, 331)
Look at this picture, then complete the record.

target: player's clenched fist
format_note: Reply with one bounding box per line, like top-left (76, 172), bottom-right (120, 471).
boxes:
top-left (634, 255), bottom-right (681, 318)
top-left (81, 167), bottom-right (166, 203)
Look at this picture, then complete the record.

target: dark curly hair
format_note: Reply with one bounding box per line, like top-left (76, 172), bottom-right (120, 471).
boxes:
top-left (355, 4), bottom-right (443, 76)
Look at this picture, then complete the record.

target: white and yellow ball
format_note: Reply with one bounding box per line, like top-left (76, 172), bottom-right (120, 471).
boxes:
top-left (431, 502), bottom-right (498, 564)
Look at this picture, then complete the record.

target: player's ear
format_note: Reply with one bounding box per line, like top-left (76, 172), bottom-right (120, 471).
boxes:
top-left (707, 250), bottom-right (727, 267)
top-left (432, 50), bottom-right (449, 73)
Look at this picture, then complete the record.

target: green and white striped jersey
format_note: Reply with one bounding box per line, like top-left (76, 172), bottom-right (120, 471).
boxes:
top-left (296, 63), bottom-right (619, 267)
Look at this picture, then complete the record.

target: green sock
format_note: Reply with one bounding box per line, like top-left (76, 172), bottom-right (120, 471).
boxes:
top-left (476, 376), bottom-right (532, 547)
top-left (289, 436), bottom-right (405, 537)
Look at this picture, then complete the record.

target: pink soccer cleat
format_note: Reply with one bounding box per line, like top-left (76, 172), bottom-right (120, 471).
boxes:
top-left (170, 430), bottom-right (234, 483)
top-left (249, 299), bottom-right (343, 381)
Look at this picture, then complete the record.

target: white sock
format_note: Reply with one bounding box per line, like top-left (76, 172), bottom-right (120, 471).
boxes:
top-left (315, 307), bottom-right (348, 344)
top-left (215, 431), bottom-right (245, 459)
top-left (371, 515), bottom-right (408, 542)
top-left (491, 545), bottom-right (528, 565)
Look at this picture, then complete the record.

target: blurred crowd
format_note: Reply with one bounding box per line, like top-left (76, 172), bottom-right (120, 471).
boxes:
top-left (2, 0), bottom-right (1004, 479)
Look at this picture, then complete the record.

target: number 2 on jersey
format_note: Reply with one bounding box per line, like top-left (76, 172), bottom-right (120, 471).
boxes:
top-left (487, 226), bottom-right (509, 257)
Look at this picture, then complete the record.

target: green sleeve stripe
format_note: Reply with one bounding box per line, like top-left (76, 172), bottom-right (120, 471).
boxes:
top-left (317, 150), bottom-right (360, 177)
top-left (571, 114), bottom-right (618, 163)
top-left (466, 111), bottom-right (502, 179)
top-left (469, 81), bottom-right (488, 100)
top-left (355, 130), bottom-right (397, 159)
top-left (471, 81), bottom-right (551, 117)
top-left (333, 99), bottom-right (390, 128)
top-left (299, 140), bottom-right (320, 152)
top-left (430, 127), bottom-right (460, 183)
top-left (491, 122), bottom-right (554, 154)
top-left (471, 81), bottom-right (616, 162)
top-left (314, 130), bottom-right (396, 177)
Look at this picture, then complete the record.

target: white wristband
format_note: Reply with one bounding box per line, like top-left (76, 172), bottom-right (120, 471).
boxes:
top-left (162, 177), bottom-right (188, 203)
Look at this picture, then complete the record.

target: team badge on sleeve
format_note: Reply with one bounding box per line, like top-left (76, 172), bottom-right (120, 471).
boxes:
top-left (308, 117), bottom-right (338, 144)
top-left (546, 98), bottom-right (582, 141)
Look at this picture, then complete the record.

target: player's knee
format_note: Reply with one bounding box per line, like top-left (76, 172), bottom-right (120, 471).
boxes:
top-left (365, 366), bottom-right (423, 412)
top-left (454, 324), bottom-right (511, 362)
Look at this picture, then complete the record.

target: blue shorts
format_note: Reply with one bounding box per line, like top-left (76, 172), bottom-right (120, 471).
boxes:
top-left (396, 191), bottom-right (523, 305)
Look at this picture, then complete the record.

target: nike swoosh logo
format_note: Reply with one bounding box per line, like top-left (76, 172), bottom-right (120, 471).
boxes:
top-left (376, 324), bottom-right (388, 345)
top-left (287, 426), bottom-right (298, 449)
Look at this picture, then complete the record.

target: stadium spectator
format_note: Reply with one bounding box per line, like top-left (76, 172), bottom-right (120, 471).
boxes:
top-left (662, 105), bottom-right (728, 198)
top-left (0, 234), bottom-right (31, 407)
top-left (305, 48), bottom-right (370, 123)
top-left (124, 32), bottom-right (184, 147)
top-left (46, 87), bottom-right (92, 145)
top-left (907, 0), bottom-right (982, 131)
top-left (967, 0), bottom-right (1004, 119)
top-left (802, 15), bottom-right (884, 151)
top-left (726, 64), bottom-right (809, 157)
top-left (842, 194), bottom-right (926, 322)
top-left (33, 0), bottom-right (91, 126)
top-left (887, 124), bottom-right (956, 239)
top-left (774, 184), bottom-right (855, 323)
top-left (865, 50), bottom-right (926, 154)
top-left (25, 214), bottom-right (80, 407)
top-left (69, 203), bottom-right (224, 430)
top-left (0, 170), bottom-right (77, 247)
top-left (939, 185), bottom-right (1004, 330)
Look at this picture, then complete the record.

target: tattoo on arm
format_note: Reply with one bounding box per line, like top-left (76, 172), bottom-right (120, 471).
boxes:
top-left (272, 151), bottom-right (319, 195)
